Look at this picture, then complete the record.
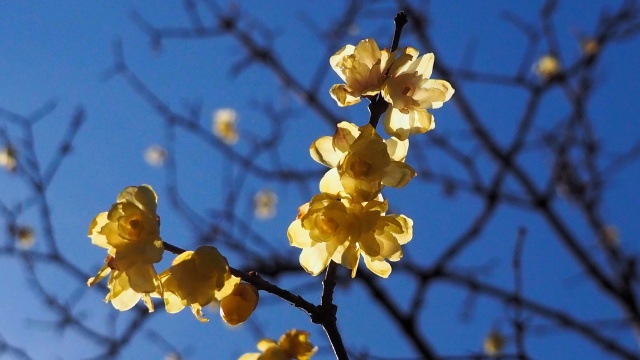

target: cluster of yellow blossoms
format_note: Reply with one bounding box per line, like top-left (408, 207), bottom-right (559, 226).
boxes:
top-left (329, 38), bottom-right (454, 140)
top-left (87, 185), bottom-right (258, 324)
top-left (87, 34), bottom-right (453, 359)
top-left (239, 329), bottom-right (317, 360)
top-left (288, 38), bottom-right (454, 278)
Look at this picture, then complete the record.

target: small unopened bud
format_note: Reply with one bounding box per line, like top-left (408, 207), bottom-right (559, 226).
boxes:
top-left (483, 330), bottom-right (506, 356)
top-left (219, 283), bottom-right (259, 326)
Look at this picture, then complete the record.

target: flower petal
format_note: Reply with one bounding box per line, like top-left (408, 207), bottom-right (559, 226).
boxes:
top-left (310, 136), bottom-right (340, 167)
top-left (383, 107), bottom-right (411, 141)
top-left (363, 254), bottom-right (392, 278)
top-left (382, 162), bottom-right (416, 188)
top-left (385, 137), bottom-right (409, 162)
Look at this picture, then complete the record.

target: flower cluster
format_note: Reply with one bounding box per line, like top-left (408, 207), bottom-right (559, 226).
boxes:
top-left (87, 185), bottom-right (258, 324)
top-left (288, 38), bottom-right (453, 278)
top-left (330, 38), bottom-right (454, 140)
top-left (239, 329), bottom-right (317, 360)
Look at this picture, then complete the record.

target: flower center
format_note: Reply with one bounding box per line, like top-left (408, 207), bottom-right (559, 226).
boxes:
top-left (122, 215), bottom-right (145, 240)
top-left (350, 159), bottom-right (371, 178)
top-left (316, 215), bottom-right (339, 234)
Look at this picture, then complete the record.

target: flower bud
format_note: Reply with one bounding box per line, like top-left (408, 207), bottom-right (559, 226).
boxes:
top-left (220, 283), bottom-right (259, 326)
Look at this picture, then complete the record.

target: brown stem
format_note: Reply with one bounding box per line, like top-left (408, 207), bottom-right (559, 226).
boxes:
top-left (320, 261), bottom-right (349, 360)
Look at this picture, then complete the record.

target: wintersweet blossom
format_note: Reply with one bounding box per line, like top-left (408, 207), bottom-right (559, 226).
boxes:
top-left (254, 189), bottom-right (278, 219)
top-left (310, 122), bottom-right (415, 201)
top-left (288, 192), bottom-right (413, 278)
top-left (220, 283), bottom-right (259, 326)
top-left (87, 185), bottom-right (164, 312)
top-left (329, 38), bottom-right (392, 107)
top-left (239, 329), bottom-right (317, 360)
top-left (381, 47), bottom-right (455, 140)
top-left (144, 145), bottom-right (168, 167)
top-left (0, 146), bottom-right (17, 172)
top-left (213, 108), bottom-right (239, 144)
top-left (158, 245), bottom-right (239, 322)
top-left (534, 54), bottom-right (561, 80)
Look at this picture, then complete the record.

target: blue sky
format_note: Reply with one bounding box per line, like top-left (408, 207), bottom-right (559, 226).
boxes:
top-left (0, 1), bottom-right (638, 359)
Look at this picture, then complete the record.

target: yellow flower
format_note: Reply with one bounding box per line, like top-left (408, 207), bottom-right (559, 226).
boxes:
top-left (483, 330), bottom-right (506, 356)
top-left (239, 329), bottom-right (317, 360)
top-left (254, 189), bottom-right (278, 219)
top-left (220, 283), bottom-right (259, 326)
top-left (329, 38), bottom-right (392, 106)
top-left (144, 145), bottom-right (168, 167)
top-left (310, 122), bottom-right (415, 202)
top-left (381, 47), bottom-right (454, 140)
top-left (87, 185), bottom-right (164, 312)
top-left (0, 146), bottom-right (17, 172)
top-left (213, 108), bottom-right (239, 145)
top-left (534, 54), bottom-right (561, 80)
top-left (288, 192), bottom-right (412, 278)
top-left (159, 245), bottom-right (239, 322)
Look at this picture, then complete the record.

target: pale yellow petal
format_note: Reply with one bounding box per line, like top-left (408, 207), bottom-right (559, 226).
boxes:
top-left (363, 254), bottom-right (392, 278)
top-left (329, 84), bottom-right (361, 107)
top-left (88, 212), bottom-right (110, 249)
top-left (288, 220), bottom-right (312, 248)
top-left (411, 109), bottom-right (435, 135)
top-left (412, 53), bottom-right (435, 79)
top-left (383, 107), bottom-right (411, 141)
top-left (392, 215), bottom-right (413, 246)
top-left (257, 339), bottom-right (279, 352)
top-left (299, 243), bottom-right (333, 276)
top-left (215, 275), bottom-right (241, 300)
top-left (238, 354), bottom-right (261, 360)
top-left (163, 290), bottom-right (186, 314)
top-left (87, 262), bottom-right (111, 287)
top-left (382, 162), bottom-right (416, 188)
top-left (109, 288), bottom-right (141, 311)
top-left (333, 122), bottom-right (360, 153)
top-left (420, 79), bottom-right (455, 109)
top-left (385, 137), bottom-right (409, 162)
top-left (319, 168), bottom-right (344, 194)
top-left (329, 44), bottom-right (356, 81)
top-left (309, 136), bottom-right (339, 168)
top-left (125, 263), bottom-right (160, 293)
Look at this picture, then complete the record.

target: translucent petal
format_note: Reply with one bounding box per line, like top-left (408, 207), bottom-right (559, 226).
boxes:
top-left (385, 137), bottom-right (409, 162)
top-left (329, 44), bottom-right (356, 82)
top-left (88, 212), bottom-right (110, 249)
top-left (87, 262), bottom-right (111, 287)
top-left (299, 243), bottom-right (333, 276)
top-left (319, 168), bottom-right (344, 194)
top-left (288, 220), bottom-right (312, 248)
top-left (382, 162), bottom-right (416, 188)
top-left (392, 215), bottom-right (413, 245)
top-left (329, 84), bottom-right (361, 107)
top-left (422, 79), bottom-right (455, 109)
top-left (309, 136), bottom-right (339, 168)
top-left (257, 339), bottom-right (279, 352)
top-left (412, 53), bottom-right (435, 79)
top-left (163, 290), bottom-right (186, 314)
top-left (333, 122), bottom-right (360, 153)
top-left (125, 263), bottom-right (160, 293)
top-left (363, 254), bottom-right (392, 278)
top-left (215, 275), bottom-right (241, 300)
top-left (238, 354), bottom-right (261, 360)
top-left (411, 109), bottom-right (435, 135)
top-left (383, 107), bottom-right (411, 140)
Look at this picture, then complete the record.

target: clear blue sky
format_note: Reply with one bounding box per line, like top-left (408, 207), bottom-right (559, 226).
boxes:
top-left (0, 1), bottom-right (638, 359)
